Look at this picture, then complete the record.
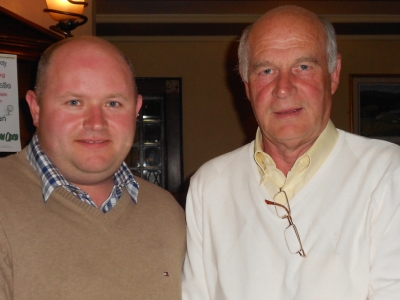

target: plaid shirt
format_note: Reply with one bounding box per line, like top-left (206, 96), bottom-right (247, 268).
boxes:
top-left (27, 134), bottom-right (139, 213)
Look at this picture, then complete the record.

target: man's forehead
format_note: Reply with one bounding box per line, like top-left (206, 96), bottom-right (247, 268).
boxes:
top-left (43, 41), bottom-right (135, 93)
top-left (48, 43), bottom-right (129, 77)
top-left (53, 41), bottom-right (114, 60)
top-left (254, 17), bottom-right (322, 36)
top-left (248, 12), bottom-right (325, 53)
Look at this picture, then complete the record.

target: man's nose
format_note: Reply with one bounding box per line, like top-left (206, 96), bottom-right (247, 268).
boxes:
top-left (83, 106), bottom-right (107, 130)
top-left (273, 71), bottom-right (296, 99)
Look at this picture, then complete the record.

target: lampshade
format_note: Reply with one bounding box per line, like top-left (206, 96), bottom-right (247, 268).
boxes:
top-left (46, 0), bottom-right (85, 21)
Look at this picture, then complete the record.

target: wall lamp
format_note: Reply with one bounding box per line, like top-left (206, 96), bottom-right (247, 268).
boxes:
top-left (44, 0), bottom-right (88, 38)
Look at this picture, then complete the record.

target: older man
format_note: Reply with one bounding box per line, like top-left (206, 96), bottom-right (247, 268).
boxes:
top-left (183, 5), bottom-right (400, 300)
top-left (0, 36), bottom-right (185, 299)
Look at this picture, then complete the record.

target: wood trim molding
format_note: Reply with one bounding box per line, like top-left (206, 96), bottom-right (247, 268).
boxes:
top-left (0, 36), bottom-right (54, 61)
top-left (101, 35), bottom-right (400, 43)
top-left (97, 13), bottom-right (400, 24)
top-left (96, 13), bottom-right (400, 37)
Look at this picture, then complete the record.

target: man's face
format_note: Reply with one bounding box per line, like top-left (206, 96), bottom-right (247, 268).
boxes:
top-left (244, 12), bottom-right (341, 149)
top-left (27, 41), bottom-right (142, 188)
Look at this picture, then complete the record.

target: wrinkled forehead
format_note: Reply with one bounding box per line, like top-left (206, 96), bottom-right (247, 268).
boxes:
top-left (248, 9), bottom-right (326, 52)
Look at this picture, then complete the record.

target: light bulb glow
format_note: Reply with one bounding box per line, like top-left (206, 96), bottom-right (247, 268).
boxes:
top-left (46, 0), bottom-right (86, 21)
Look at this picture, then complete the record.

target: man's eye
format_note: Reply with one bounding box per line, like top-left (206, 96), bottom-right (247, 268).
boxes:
top-left (107, 101), bottom-right (120, 107)
top-left (299, 65), bottom-right (309, 71)
top-left (68, 100), bottom-right (80, 106)
top-left (263, 69), bottom-right (272, 75)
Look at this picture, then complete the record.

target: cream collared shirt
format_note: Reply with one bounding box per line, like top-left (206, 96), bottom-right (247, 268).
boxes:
top-left (254, 120), bottom-right (338, 201)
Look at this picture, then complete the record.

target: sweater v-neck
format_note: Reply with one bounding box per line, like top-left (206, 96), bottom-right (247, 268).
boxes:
top-left (49, 186), bottom-right (134, 227)
top-left (251, 131), bottom-right (345, 209)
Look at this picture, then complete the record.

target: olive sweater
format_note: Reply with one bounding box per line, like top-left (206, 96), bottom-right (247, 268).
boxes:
top-left (0, 148), bottom-right (186, 300)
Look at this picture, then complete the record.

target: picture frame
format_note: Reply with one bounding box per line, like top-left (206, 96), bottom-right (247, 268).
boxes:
top-left (350, 74), bottom-right (400, 143)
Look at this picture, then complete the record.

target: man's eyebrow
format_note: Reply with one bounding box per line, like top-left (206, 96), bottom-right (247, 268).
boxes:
top-left (106, 93), bottom-right (127, 99)
top-left (294, 56), bottom-right (320, 65)
top-left (59, 93), bottom-right (130, 101)
top-left (249, 57), bottom-right (321, 72)
top-left (60, 92), bottom-right (84, 99)
top-left (251, 61), bottom-right (274, 70)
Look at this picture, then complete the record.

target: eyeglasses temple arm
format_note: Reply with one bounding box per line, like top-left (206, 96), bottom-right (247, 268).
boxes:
top-left (265, 199), bottom-right (290, 215)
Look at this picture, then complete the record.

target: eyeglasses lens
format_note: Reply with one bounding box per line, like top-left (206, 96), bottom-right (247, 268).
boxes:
top-left (284, 224), bottom-right (302, 254)
top-left (274, 191), bottom-right (289, 218)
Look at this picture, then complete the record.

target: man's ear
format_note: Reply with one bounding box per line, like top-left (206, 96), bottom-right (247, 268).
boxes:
top-left (25, 90), bottom-right (40, 128)
top-left (244, 80), bottom-right (251, 101)
top-left (330, 54), bottom-right (342, 95)
top-left (135, 94), bottom-right (143, 117)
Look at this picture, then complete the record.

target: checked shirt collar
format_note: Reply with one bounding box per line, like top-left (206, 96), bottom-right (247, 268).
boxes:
top-left (27, 134), bottom-right (139, 213)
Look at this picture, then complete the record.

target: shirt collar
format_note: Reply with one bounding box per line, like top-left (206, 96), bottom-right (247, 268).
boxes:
top-left (304, 120), bottom-right (338, 179)
top-left (27, 134), bottom-right (139, 208)
top-left (254, 120), bottom-right (338, 186)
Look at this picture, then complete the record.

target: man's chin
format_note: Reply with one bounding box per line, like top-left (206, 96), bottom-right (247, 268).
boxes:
top-left (73, 159), bottom-right (120, 178)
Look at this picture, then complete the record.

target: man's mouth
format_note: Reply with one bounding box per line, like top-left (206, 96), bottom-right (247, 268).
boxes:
top-left (84, 140), bottom-right (106, 144)
top-left (276, 108), bottom-right (302, 115)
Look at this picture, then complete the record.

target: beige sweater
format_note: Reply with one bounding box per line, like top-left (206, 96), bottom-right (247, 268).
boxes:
top-left (0, 148), bottom-right (186, 300)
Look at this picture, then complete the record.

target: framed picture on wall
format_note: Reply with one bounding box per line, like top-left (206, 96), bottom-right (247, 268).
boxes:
top-left (350, 74), bottom-right (400, 143)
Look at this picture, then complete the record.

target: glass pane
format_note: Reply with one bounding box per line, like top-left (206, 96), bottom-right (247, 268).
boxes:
top-left (142, 98), bottom-right (161, 121)
top-left (131, 147), bottom-right (141, 168)
top-left (125, 147), bottom-right (140, 168)
top-left (143, 124), bottom-right (161, 144)
top-left (143, 147), bottom-right (161, 167)
top-left (131, 169), bottom-right (141, 178)
top-left (134, 123), bottom-right (140, 144)
top-left (143, 169), bottom-right (162, 186)
top-left (166, 79), bottom-right (180, 93)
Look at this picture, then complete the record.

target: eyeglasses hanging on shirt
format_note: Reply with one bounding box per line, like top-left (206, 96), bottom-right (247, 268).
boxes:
top-left (265, 189), bottom-right (306, 257)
